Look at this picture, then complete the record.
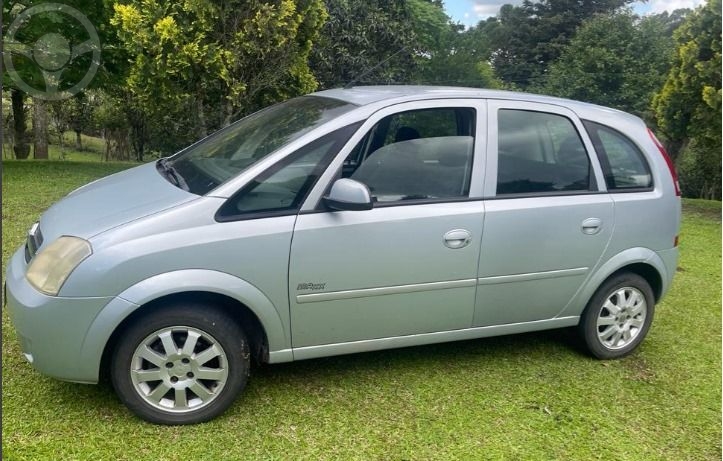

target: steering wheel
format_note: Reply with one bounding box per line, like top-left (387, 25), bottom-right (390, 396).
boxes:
top-left (4, 3), bottom-right (101, 100)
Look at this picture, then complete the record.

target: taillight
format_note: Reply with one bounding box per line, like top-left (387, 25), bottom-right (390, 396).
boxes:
top-left (647, 128), bottom-right (681, 196)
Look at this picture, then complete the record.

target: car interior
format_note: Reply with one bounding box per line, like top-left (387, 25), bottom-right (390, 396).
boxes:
top-left (342, 108), bottom-right (476, 202)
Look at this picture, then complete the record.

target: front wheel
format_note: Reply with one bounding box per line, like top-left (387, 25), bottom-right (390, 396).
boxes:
top-left (110, 304), bottom-right (249, 424)
top-left (579, 273), bottom-right (655, 359)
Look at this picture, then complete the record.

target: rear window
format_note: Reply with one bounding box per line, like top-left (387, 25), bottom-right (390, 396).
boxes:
top-left (583, 121), bottom-right (652, 190)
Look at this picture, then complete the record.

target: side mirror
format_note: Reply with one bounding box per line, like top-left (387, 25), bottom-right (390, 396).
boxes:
top-left (323, 178), bottom-right (373, 211)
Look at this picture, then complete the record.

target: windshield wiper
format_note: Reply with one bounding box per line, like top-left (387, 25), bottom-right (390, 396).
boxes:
top-left (157, 158), bottom-right (190, 191)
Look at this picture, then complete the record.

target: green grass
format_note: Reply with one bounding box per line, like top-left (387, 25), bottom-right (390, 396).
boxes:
top-left (58, 131), bottom-right (107, 155)
top-left (2, 161), bottom-right (720, 460)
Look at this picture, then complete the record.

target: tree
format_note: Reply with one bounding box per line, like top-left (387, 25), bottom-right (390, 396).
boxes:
top-left (309, 0), bottom-right (418, 89)
top-left (9, 89), bottom-right (30, 159)
top-left (4, 1), bottom-right (37, 159)
top-left (653, 0), bottom-right (722, 199)
top-left (111, 0), bottom-right (327, 157)
top-left (66, 93), bottom-right (97, 150)
top-left (407, 0), bottom-right (502, 88)
top-left (32, 98), bottom-right (48, 158)
top-left (92, 92), bottom-right (132, 161)
top-left (476, 0), bottom-right (631, 88)
top-left (542, 11), bottom-right (677, 119)
top-left (2, 0), bottom-right (115, 158)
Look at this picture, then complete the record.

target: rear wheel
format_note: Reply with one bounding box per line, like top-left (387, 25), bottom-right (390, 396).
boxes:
top-left (110, 304), bottom-right (249, 424)
top-left (579, 273), bottom-right (655, 359)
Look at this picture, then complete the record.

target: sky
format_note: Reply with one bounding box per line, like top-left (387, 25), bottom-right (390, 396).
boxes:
top-left (444, 0), bottom-right (707, 28)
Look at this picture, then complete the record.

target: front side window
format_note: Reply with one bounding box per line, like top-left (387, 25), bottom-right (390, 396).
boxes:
top-left (166, 96), bottom-right (356, 195)
top-left (342, 107), bottom-right (476, 203)
top-left (217, 123), bottom-right (361, 221)
top-left (583, 121), bottom-right (652, 190)
top-left (496, 109), bottom-right (592, 195)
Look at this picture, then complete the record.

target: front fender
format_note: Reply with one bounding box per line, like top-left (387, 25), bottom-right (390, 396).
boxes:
top-left (560, 247), bottom-right (669, 318)
top-left (79, 269), bottom-right (290, 382)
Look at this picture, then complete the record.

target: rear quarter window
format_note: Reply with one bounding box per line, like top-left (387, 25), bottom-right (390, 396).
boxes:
top-left (583, 121), bottom-right (653, 191)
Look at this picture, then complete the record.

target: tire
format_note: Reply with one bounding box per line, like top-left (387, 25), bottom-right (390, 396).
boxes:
top-left (579, 272), bottom-right (655, 359)
top-left (110, 304), bottom-right (249, 425)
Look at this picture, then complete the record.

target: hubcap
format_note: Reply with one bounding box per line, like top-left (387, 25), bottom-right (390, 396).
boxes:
top-left (596, 287), bottom-right (647, 350)
top-left (130, 326), bottom-right (229, 413)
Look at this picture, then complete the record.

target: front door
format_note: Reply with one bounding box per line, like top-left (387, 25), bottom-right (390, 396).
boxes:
top-left (289, 101), bottom-right (487, 348)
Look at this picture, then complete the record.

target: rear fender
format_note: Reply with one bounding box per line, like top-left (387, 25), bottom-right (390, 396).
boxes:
top-left (560, 247), bottom-right (668, 317)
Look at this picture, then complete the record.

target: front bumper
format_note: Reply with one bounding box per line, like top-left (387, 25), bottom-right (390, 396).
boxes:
top-left (5, 246), bottom-right (127, 383)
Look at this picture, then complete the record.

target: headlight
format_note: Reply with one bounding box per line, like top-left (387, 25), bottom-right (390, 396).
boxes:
top-left (26, 236), bottom-right (92, 296)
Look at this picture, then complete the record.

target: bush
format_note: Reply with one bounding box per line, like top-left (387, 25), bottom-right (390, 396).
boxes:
top-left (678, 139), bottom-right (722, 199)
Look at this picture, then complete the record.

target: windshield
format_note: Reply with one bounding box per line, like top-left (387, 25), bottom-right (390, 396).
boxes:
top-left (164, 96), bottom-right (357, 195)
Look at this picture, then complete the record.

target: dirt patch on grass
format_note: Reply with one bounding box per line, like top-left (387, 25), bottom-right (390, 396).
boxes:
top-left (683, 200), bottom-right (721, 222)
top-left (624, 355), bottom-right (657, 383)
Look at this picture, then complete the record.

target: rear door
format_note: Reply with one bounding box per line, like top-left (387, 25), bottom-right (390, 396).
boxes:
top-left (474, 100), bottom-right (614, 327)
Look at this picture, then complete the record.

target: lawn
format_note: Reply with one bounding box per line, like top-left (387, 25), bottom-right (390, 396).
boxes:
top-left (2, 160), bottom-right (721, 460)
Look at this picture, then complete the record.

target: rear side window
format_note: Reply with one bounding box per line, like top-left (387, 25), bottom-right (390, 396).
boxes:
top-left (584, 121), bottom-right (652, 190)
top-left (496, 110), bottom-right (592, 195)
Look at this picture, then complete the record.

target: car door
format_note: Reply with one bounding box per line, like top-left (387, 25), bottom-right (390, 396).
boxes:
top-left (289, 100), bottom-right (487, 349)
top-left (473, 100), bottom-right (614, 327)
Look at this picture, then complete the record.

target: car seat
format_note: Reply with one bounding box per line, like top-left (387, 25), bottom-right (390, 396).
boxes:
top-left (394, 126), bottom-right (421, 143)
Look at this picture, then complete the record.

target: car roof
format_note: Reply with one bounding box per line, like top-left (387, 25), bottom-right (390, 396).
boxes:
top-left (312, 85), bottom-right (642, 126)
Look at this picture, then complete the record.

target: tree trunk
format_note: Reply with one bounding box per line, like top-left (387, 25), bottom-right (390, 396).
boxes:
top-left (75, 130), bottom-right (83, 150)
top-left (103, 129), bottom-right (109, 161)
top-left (223, 97), bottom-right (234, 127)
top-left (33, 98), bottom-right (49, 159)
top-left (196, 95), bottom-right (207, 139)
top-left (130, 116), bottom-right (145, 162)
top-left (665, 138), bottom-right (687, 163)
top-left (11, 89), bottom-right (30, 159)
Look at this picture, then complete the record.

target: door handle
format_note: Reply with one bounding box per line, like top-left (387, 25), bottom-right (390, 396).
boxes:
top-left (581, 218), bottom-right (602, 235)
top-left (443, 229), bottom-right (472, 249)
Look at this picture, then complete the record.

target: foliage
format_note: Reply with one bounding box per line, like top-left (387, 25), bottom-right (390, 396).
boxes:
top-left (2, 0), bottom-right (108, 94)
top-left (653, 0), bottom-right (721, 199)
top-left (407, 0), bottom-right (450, 52)
top-left (91, 93), bottom-right (132, 160)
top-left (60, 93), bottom-right (98, 150)
top-left (2, 0), bottom-right (116, 158)
top-left (407, 0), bottom-right (502, 88)
top-left (542, 11), bottom-right (678, 119)
top-left (2, 1), bottom-right (720, 200)
top-left (2, 161), bottom-right (721, 457)
top-left (477, 0), bottom-right (631, 88)
top-left (309, 0), bottom-right (418, 89)
top-left (110, 0), bottom-right (327, 155)
top-left (308, 0), bottom-right (502, 89)
top-left (677, 139), bottom-right (723, 199)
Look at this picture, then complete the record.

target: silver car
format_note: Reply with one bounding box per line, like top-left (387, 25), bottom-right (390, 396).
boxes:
top-left (5, 86), bottom-right (681, 424)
